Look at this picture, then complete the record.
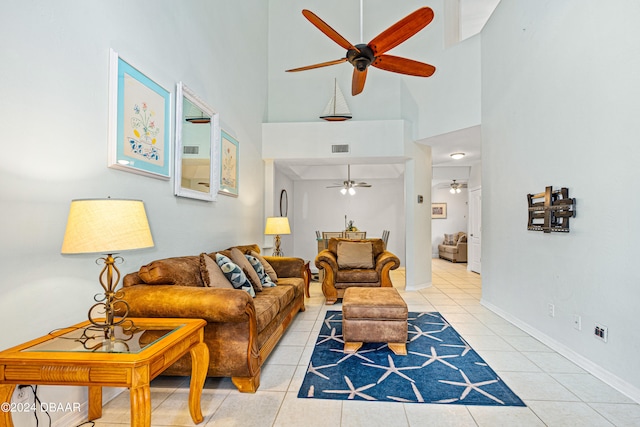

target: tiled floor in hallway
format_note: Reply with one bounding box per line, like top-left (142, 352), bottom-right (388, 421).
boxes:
top-left (92, 259), bottom-right (640, 426)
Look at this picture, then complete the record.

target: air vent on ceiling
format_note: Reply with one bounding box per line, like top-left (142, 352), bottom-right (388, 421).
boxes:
top-left (183, 146), bottom-right (199, 155)
top-left (332, 144), bottom-right (350, 153)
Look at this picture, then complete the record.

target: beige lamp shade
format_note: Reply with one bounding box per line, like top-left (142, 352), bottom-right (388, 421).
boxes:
top-left (61, 199), bottom-right (154, 254)
top-left (264, 217), bottom-right (290, 235)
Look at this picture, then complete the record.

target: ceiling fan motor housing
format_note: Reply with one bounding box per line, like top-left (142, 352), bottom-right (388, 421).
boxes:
top-left (347, 44), bottom-right (375, 71)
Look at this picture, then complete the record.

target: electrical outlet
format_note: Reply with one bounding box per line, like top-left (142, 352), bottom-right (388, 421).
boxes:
top-left (15, 385), bottom-right (29, 402)
top-left (548, 303), bottom-right (555, 317)
top-left (594, 324), bottom-right (608, 342)
top-left (573, 315), bottom-right (582, 331)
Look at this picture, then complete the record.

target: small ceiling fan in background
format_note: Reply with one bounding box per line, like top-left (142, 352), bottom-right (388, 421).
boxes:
top-left (449, 179), bottom-right (467, 194)
top-left (286, 5), bottom-right (436, 95)
top-left (327, 164), bottom-right (371, 195)
top-left (435, 179), bottom-right (468, 193)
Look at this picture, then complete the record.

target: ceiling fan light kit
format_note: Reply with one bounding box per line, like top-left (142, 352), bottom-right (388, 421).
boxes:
top-left (328, 164), bottom-right (371, 195)
top-left (286, 7), bottom-right (436, 96)
top-left (450, 179), bottom-right (465, 194)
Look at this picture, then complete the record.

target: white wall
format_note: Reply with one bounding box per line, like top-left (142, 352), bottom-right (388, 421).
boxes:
top-left (272, 167), bottom-right (295, 256)
top-left (0, 1), bottom-right (268, 424)
top-left (482, 0), bottom-right (640, 401)
top-left (431, 187), bottom-right (469, 257)
top-left (293, 178), bottom-right (405, 272)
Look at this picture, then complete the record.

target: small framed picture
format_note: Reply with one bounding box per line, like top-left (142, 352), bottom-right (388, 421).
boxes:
top-left (108, 49), bottom-right (171, 179)
top-left (219, 130), bottom-right (239, 197)
top-left (432, 203), bottom-right (447, 219)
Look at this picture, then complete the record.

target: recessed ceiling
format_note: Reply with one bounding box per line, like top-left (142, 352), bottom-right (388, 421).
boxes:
top-left (275, 158), bottom-right (405, 181)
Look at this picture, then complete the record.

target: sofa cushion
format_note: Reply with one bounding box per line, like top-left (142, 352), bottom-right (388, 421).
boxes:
top-left (438, 244), bottom-right (459, 255)
top-left (252, 285), bottom-right (296, 332)
top-left (199, 253), bottom-right (233, 289)
top-left (246, 254), bottom-right (276, 287)
top-left (337, 241), bottom-right (375, 269)
top-left (215, 253), bottom-right (255, 297)
top-left (138, 256), bottom-right (204, 287)
top-left (336, 269), bottom-right (379, 283)
top-left (328, 238), bottom-right (385, 259)
top-left (250, 250), bottom-right (278, 283)
top-left (443, 234), bottom-right (456, 245)
top-left (252, 296), bottom-right (280, 333)
top-left (230, 247), bottom-right (263, 292)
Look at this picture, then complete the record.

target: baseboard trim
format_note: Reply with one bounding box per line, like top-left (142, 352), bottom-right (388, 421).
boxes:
top-left (53, 387), bottom-right (124, 427)
top-left (481, 299), bottom-right (640, 404)
top-left (405, 280), bottom-right (432, 291)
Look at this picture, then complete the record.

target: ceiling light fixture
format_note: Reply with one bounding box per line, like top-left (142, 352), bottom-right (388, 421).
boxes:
top-left (450, 180), bottom-right (463, 194)
top-left (450, 152), bottom-right (465, 160)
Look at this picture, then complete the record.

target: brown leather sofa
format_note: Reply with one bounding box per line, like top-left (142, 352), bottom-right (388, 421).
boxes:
top-left (315, 238), bottom-right (400, 304)
top-left (438, 232), bottom-right (468, 262)
top-left (121, 244), bottom-right (305, 393)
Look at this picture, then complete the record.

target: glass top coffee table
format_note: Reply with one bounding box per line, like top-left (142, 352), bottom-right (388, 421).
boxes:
top-left (0, 318), bottom-right (208, 427)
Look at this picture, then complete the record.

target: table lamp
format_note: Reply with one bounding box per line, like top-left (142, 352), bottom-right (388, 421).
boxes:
top-left (264, 217), bottom-right (290, 256)
top-left (61, 198), bottom-right (154, 339)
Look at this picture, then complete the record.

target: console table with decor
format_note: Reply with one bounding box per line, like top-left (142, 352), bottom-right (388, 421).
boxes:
top-left (0, 318), bottom-right (208, 427)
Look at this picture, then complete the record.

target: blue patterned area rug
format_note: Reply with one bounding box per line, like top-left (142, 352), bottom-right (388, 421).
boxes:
top-left (298, 311), bottom-right (525, 406)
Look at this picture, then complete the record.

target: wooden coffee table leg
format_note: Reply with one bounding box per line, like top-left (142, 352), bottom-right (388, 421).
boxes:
top-left (189, 342), bottom-right (209, 424)
top-left (88, 386), bottom-right (102, 420)
top-left (0, 384), bottom-right (16, 427)
top-left (130, 384), bottom-right (151, 427)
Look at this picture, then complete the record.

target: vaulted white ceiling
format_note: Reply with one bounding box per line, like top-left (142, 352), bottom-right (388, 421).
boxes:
top-left (274, 1), bottom-right (499, 183)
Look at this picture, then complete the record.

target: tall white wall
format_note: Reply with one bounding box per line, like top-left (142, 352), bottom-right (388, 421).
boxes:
top-left (482, 0), bottom-right (640, 400)
top-left (267, 0), bottom-right (481, 140)
top-left (0, 1), bottom-right (268, 424)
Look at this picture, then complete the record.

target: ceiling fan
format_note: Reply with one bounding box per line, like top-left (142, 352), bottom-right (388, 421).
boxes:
top-left (449, 179), bottom-right (467, 194)
top-left (327, 164), bottom-right (371, 195)
top-left (286, 6), bottom-right (436, 96)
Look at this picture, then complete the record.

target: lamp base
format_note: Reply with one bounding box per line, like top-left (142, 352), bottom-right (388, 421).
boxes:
top-left (272, 234), bottom-right (284, 257)
top-left (89, 254), bottom-right (135, 339)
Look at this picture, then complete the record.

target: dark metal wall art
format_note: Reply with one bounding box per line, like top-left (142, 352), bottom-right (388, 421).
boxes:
top-left (527, 186), bottom-right (576, 233)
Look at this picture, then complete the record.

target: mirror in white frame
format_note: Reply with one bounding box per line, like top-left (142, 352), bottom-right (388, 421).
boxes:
top-left (174, 82), bottom-right (221, 201)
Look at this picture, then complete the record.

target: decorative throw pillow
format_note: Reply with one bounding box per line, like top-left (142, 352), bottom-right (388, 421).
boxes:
top-left (214, 253), bottom-right (255, 297)
top-left (245, 254), bottom-right (277, 287)
top-left (230, 247), bottom-right (263, 292)
top-left (337, 241), bottom-right (374, 269)
top-left (250, 250), bottom-right (278, 283)
top-left (443, 234), bottom-right (456, 245)
top-left (199, 253), bottom-right (233, 289)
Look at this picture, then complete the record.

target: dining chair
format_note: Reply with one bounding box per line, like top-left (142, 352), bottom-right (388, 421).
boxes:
top-left (382, 230), bottom-right (390, 248)
top-left (344, 231), bottom-right (366, 239)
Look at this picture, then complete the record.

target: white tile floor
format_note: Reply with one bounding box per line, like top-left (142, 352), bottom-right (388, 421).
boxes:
top-left (92, 259), bottom-right (640, 426)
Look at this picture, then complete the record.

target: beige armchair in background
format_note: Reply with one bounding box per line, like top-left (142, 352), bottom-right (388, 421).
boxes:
top-left (438, 232), bottom-right (468, 263)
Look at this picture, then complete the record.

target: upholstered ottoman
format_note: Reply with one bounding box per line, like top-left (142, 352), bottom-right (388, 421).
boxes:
top-left (342, 287), bottom-right (408, 355)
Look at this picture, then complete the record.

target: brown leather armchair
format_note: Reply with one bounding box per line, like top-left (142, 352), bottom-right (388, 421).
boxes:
top-left (315, 238), bottom-right (401, 304)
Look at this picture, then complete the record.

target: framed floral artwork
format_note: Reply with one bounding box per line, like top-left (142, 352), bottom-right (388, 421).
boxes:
top-left (108, 49), bottom-right (171, 179)
top-left (219, 130), bottom-right (239, 197)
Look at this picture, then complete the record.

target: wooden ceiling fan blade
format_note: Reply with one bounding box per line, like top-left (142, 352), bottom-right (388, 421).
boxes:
top-left (368, 7), bottom-right (434, 56)
top-left (286, 58), bottom-right (347, 72)
top-left (372, 55), bottom-right (436, 77)
top-left (352, 68), bottom-right (368, 96)
top-left (302, 9), bottom-right (360, 52)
